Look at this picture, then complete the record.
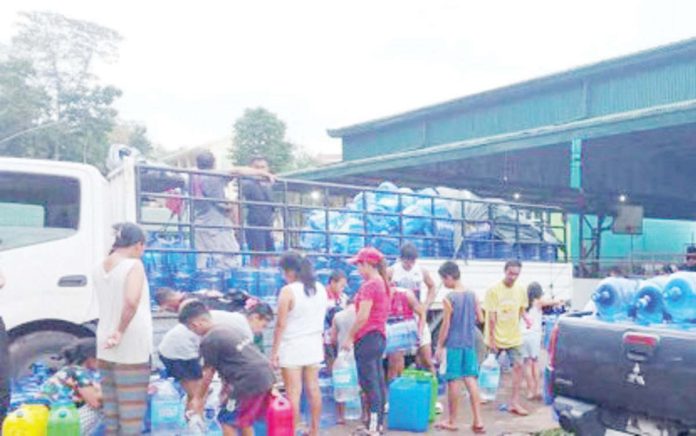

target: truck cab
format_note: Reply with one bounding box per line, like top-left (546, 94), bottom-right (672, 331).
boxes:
top-left (0, 158), bottom-right (110, 376)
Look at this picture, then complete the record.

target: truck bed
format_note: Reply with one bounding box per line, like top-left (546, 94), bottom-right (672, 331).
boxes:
top-left (554, 313), bottom-right (696, 428)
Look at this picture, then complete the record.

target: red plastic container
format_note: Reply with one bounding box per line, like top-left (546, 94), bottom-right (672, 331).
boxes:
top-left (266, 395), bottom-right (294, 436)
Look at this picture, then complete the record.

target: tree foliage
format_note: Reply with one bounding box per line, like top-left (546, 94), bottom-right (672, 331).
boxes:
top-left (0, 11), bottom-right (123, 167)
top-left (231, 107), bottom-right (295, 172)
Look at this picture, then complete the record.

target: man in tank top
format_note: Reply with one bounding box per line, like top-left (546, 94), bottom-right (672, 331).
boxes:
top-left (388, 243), bottom-right (437, 373)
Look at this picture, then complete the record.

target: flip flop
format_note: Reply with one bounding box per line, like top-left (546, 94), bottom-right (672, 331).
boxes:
top-left (509, 406), bottom-right (530, 416)
top-left (472, 424), bottom-right (486, 434)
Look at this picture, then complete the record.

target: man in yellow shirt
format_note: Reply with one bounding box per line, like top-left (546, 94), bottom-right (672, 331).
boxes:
top-left (484, 260), bottom-right (529, 416)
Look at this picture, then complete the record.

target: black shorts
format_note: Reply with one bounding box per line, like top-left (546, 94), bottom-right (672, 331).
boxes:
top-left (245, 228), bottom-right (275, 252)
top-left (160, 356), bottom-right (203, 381)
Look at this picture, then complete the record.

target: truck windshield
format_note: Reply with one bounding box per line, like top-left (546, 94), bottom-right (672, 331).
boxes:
top-left (0, 171), bottom-right (80, 251)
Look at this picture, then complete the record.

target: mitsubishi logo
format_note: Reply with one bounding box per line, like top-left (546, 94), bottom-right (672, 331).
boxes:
top-left (626, 363), bottom-right (646, 386)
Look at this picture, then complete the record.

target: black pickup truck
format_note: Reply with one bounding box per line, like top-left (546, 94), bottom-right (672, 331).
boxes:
top-left (549, 312), bottom-right (696, 435)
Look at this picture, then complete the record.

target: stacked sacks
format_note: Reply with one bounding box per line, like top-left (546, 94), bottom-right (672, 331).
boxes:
top-left (300, 182), bottom-right (454, 257)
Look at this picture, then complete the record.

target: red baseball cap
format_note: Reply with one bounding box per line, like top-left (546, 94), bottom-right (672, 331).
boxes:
top-left (348, 247), bottom-right (385, 266)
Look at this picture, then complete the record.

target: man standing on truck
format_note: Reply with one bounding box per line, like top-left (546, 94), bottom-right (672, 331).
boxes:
top-left (192, 151), bottom-right (275, 270)
top-left (0, 269), bottom-right (9, 429)
top-left (241, 156), bottom-right (276, 267)
top-left (679, 245), bottom-right (696, 272)
top-left (484, 260), bottom-right (529, 416)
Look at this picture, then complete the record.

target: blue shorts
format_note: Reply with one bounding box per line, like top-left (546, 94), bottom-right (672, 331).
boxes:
top-left (159, 356), bottom-right (202, 381)
top-left (445, 347), bottom-right (479, 381)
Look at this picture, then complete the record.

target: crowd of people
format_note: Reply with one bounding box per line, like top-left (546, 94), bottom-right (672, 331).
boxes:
top-left (0, 219), bottom-right (564, 436)
top-left (83, 222), bottom-right (566, 436)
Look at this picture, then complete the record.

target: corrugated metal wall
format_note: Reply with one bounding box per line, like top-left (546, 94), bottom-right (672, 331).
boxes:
top-left (342, 56), bottom-right (696, 161)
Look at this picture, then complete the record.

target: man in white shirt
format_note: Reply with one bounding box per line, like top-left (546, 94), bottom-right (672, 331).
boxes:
top-left (158, 300), bottom-right (273, 413)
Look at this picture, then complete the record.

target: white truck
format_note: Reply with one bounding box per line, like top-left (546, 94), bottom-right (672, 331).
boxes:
top-left (0, 156), bottom-right (573, 378)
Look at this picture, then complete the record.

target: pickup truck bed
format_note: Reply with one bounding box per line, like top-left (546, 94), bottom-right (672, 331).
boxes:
top-left (552, 313), bottom-right (696, 435)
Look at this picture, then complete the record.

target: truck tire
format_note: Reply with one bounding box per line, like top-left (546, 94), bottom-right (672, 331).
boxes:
top-left (9, 329), bottom-right (92, 379)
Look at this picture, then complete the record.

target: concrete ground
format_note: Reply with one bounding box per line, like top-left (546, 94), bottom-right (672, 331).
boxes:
top-left (324, 368), bottom-right (559, 436)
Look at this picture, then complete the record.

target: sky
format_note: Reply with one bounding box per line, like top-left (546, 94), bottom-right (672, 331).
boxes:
top-left (1, 0), bottom-right (695, 156)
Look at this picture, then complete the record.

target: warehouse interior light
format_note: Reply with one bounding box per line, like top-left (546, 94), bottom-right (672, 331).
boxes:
top-left (310, 190), bottom-right (322, 201)
top-left (619, 194), bottom-right (628, 203)
top-left (513, 192), bottom-right (521, 200)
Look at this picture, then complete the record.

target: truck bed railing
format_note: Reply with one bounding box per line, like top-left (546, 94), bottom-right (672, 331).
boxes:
top-left (135, 164), bottom-right (568, 263)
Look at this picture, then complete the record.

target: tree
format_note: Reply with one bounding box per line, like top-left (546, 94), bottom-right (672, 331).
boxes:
top-left (0, 58), bottom-right (51, 157)
top-left (109, 121), bottom-right (153, 156)
top-left (5, 11), bottom-right (123, 166)
top-left (231, 107), bottom-right (295, 172)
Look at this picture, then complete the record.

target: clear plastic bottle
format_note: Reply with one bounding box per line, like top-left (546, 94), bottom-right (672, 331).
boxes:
top-left (332, 351), bottom-right (360, 403)
top-left (479, 354), bottom-right (501, 402)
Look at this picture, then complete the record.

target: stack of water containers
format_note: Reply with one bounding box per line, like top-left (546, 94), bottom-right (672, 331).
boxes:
top-left (300, 182), bottom-right (455, 258)
top-left (143, 231), bottom-right (286, 308)
top-left (591, 272), bottom-right (696, 325)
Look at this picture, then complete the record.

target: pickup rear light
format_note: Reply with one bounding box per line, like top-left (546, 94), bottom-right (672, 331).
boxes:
top-left (548, 324), bottom-right (561, 370)
top-left (623, 332), bottom-right (658, 348)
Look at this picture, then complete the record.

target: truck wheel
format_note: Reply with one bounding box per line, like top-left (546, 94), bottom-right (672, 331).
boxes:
top-left (9, 330), bottom-right (90, 379)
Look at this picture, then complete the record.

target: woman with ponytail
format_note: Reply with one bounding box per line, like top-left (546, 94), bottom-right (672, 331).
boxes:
top-left (341, 247), bottom-right (391, 436)
top-left (271, 252), bottom-right (328, 436)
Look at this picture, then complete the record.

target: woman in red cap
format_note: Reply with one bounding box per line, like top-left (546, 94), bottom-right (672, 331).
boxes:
top-left (341, 247), bottom-right (391, 436)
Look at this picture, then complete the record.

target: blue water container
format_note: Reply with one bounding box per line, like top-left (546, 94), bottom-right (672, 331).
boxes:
top-left (258, 268), bottom-right (280, 305)
top-left (520, 243), bottom-right (542, 261)
top-left (494, 241), bottom-right (514, 259)
top-left (150, 378), bottom-right (183, 435)
top-left (634, 277), bottom-right (669, 325)
top-left (195, 269), bottom-right (224, 292)
top-left (592, 277), bottom-right (638, 321)
top-left (541, 244), bottom-right (558, 262)
top-left (316, 269), bottom-right (332, 287)
top-left (347, 270), bottom-right (362, 296)
top-left (172, 271), bottom-right (194, 292)
top-left (663, 272), bottom-right (696, 323)
top-left (231, 267), bottom-right (259, 296)
top-left (387, 377), bottom-right (430, 432)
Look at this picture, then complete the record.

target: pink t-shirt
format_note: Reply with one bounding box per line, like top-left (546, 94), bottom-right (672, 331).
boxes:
top-left (354, 278), bottom-right (390, 342)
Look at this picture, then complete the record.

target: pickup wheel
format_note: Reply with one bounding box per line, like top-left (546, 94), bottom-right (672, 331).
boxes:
top-left (9, 328), bottom-right (93, 379)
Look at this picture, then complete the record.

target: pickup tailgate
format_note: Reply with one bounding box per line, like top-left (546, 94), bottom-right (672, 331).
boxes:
top-left (554, 315), bottom-right (696, 426)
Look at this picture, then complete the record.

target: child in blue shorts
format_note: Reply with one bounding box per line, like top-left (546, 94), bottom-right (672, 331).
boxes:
top-left (434, 261), bottom-right (485, 433)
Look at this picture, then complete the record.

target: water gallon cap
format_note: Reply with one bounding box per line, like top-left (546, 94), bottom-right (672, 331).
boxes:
top-left (59, 410), bottom-right (68, 418)
top-left (666, 286), bottom-right (682, 299)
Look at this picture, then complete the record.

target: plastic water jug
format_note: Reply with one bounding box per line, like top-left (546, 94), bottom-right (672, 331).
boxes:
top-left (344, 396), bottom-right (362, 421)
top-left (387, 377), bottom-right (430, 432)
top-left (3, 406), bottom-right (47, 436)
top-left (332, 351), bottom-right (360, 402)
top-left (266, 395), bottom-right (293, 436)
top-left (401, 369), bottom-right (438, 422)
top-left (205, 407), bottom-right (223, 435)
top-left (232, 267), bottom-right (259, 295)
top-left (385, 318), bottom-right (419, 355)
top-left (319, 375), bottom-right (337, 428)
top-left (150, 378), bottom-right (183, 434)
top-left (663, 272), bottom-right (696, 323)
top-left (592, 277), bottom-right (638, 321)
top-left (258, 268), bottom-right (279, 304)
top-left (347, 270), bottom-right (362, 296)
top-left (479, 354), bottom-right (501, 402)
top-left (47, 402), bottom-right (80, 436)
top-left (402, 369), bottom-right (438, 422)
top-left (634, 277), bottom-right (669, 325)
